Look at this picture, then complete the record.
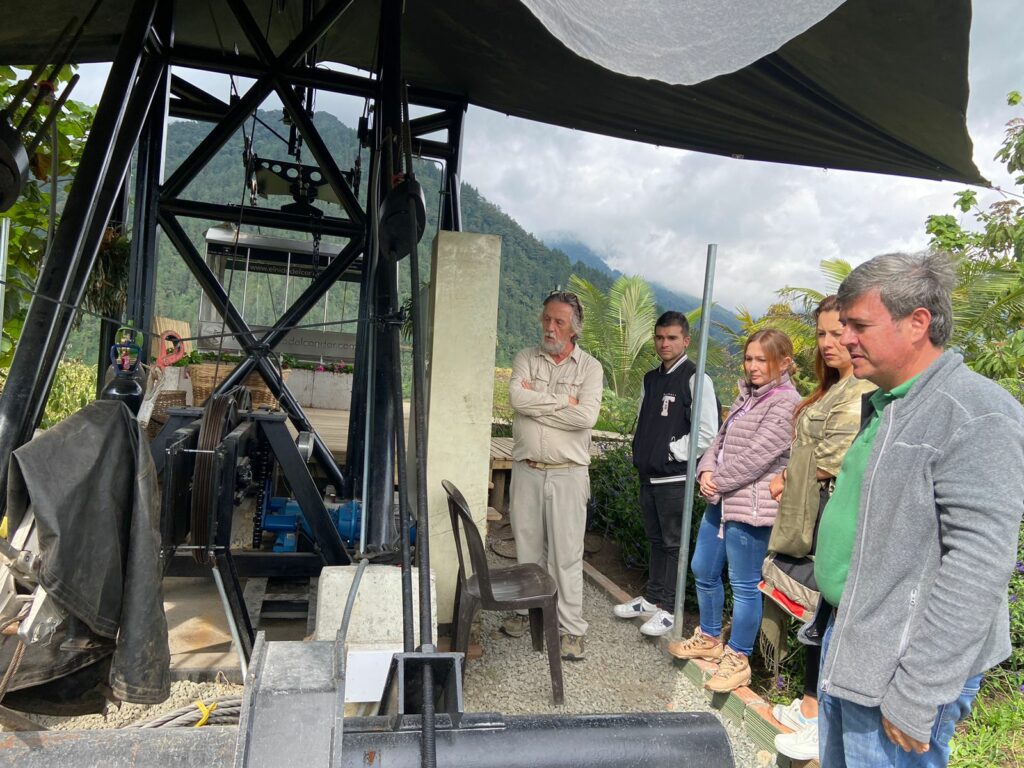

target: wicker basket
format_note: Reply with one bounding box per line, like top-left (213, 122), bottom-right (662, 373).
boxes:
top-left (146, 390), bottom-right (187, 440)
top-left (186, 363), bottom-right (290, 409)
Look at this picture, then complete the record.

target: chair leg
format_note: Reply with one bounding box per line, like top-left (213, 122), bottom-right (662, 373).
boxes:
top-left (451, 578), bottom-right (463, 646)
top-left (543, 601), bottom-right (564, 705)
top-left (455, 593), bottom-right (478, 657)
top-left (528, 607), bottom-right (544, 652)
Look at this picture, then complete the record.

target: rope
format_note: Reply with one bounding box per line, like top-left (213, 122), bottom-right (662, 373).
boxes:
top-left (0, 640), bottom-right (26, 704)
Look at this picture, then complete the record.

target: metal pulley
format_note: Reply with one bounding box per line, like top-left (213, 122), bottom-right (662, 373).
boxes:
top-left (0, 119), bottom-right (29, 213)
top-left (295, 430), bottom-right (315, 462)
top-left (379, 176), bottom-right (425, 258)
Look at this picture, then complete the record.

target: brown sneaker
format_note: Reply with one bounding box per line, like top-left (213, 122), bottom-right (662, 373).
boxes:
top-left (560, 634), bottom-right (585, 660)
top-left (704, 647), bottom-right (751, 692)
top-left (501, 614), bottom-right (529, 638)
top-left (667, 627), bottom-right (724, 661)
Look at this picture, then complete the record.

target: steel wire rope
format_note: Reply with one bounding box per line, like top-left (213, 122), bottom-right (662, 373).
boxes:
top-left (208, 0), bottom-right (276, 392)
top-left (126, 697), bottom-right (244, 728)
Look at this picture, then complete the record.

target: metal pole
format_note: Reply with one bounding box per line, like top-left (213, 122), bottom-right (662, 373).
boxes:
top-left (0, 219), bottom-right (9, 330)
top-left (30, 55), bottom-right (166, 437)
top-left (670, 243), bottom-right (717, 641)
top-left (211, 561), bottom-right (249, 678)
top-left (0, 0), bottom-right (158, 513)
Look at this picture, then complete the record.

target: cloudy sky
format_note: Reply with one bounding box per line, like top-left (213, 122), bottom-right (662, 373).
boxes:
top-left (74, 0), bottom-right (1024, 314)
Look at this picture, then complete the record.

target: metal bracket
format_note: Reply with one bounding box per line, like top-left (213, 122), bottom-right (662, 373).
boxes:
top-left (377, 651), bottom-right (464, 723)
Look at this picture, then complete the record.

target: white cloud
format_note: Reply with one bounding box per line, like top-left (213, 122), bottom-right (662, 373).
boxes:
top-left (460, 0), bottom-right (1023, 313)
top-left (68, 2), bottom-right (1023, 315)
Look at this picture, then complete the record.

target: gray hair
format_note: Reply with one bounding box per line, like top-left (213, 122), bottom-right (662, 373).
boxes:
top-left (541, 292), bottom-right (584, 339)
top-left (836, 251), bottom-right (956, 346)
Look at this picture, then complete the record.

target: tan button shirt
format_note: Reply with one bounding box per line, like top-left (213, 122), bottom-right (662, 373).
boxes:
top-left (509, 344), bottom-right (604, 466)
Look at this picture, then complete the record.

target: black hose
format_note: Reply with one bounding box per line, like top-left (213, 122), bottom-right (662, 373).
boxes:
top-left (331, 556), bottom-right (369, 766)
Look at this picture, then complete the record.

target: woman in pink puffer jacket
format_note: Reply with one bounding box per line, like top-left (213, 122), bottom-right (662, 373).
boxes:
top-left (668, 329), bottom-right (800, 693)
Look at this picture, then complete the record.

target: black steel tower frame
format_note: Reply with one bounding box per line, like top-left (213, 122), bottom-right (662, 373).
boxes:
top-left (0, 0), bottom-right (468, 556)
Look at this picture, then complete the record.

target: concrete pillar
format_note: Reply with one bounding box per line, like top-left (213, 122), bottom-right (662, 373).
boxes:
top-left (423, 231), bottom-right (501, 624)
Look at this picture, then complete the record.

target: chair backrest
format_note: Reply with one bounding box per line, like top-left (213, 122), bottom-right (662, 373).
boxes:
top-left (442, 480), bottom-right (495, 602)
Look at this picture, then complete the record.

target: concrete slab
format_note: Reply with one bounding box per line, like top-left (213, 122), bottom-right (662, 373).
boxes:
top-left (313, 565), bottom-right (436, 644)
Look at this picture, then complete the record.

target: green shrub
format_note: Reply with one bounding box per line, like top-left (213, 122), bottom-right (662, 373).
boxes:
top-left (595, 388), bottom-right (638, 433)
top-left (41, 361), bottom-right (96, 428)
top-left (588, 439), bottom-right (708, 596)
top-left (589, 441), bottom-right (646, 566)
top-left (0, 360), bottom-right (96, 429)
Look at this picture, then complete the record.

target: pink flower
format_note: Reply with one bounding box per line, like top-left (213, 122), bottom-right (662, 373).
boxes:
top-left (316, 364), bottom-right (325, 372)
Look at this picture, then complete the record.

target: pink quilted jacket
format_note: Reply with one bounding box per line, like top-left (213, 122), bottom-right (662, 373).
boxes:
top-left (697, 374), bottom-right (801, 527)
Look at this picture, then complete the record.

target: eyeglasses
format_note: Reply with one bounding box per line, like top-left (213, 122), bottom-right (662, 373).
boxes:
top-left (544, 290), bottom-right (583, 323)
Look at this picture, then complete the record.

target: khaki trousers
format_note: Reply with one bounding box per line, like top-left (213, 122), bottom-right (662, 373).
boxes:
top-left (509, 461), bottom-right (590, 637)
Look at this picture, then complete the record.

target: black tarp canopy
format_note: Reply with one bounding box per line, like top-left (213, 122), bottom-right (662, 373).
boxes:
top-left (0, 0), bottom-right (984, 183)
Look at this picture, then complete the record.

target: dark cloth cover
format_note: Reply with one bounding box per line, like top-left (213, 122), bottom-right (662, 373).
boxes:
top-left (5, 400), bottom-right (170, 704)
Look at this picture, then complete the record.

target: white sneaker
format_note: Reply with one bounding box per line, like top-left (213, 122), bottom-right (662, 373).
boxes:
top-left (772, 698), bottom-right (813, 731)
top-left (639, 609), bottom-right (674, 636)
top-left (612, 596), bottom-right (659, 619)
top-left (774, 721), bottom-right (819, 761)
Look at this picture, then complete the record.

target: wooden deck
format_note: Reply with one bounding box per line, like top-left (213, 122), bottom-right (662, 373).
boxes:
top-left (296, 405), bottom-right (411, 463)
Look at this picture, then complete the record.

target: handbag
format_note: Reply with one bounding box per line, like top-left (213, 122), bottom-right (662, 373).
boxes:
top-left (759, 551), bottom-right (819, 622)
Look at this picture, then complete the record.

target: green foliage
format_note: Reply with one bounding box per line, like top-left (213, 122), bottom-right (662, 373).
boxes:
top-left (595, 388), bottom-right (638, 434)
top-left (948, 671), bottom-right (1024, 768)
top-left (80, 231), bottom-right (131, 326)
top-left (571, 273), bottom-right (731, 406)
top-left (1, 66), bottom-right (96, 366)
top-left (0, 360), bottom-right (95, 428)
top-left (588, 439), bottom-right (707, 575)
top-left (570, 273), bottom-right (658, 400)
top-left (922, 90), bottom-right (1024, 402)
top-left (41, 361), bottom-right (96, 427)
top-left (491, 367), bottom-right (513, 436)
top-left (588, 441), bottom-right (647, 567)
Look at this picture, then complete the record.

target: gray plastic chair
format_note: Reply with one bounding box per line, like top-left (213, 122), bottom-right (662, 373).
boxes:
top-left (442, 479), bottom-right (564, 704)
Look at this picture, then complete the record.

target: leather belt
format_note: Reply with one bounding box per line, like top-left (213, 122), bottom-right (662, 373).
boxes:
top-left (525, 460), bottom-right (575, 470)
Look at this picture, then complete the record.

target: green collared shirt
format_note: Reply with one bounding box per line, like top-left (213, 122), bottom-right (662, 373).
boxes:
top-left (814, 374), bottom-right (919, 607)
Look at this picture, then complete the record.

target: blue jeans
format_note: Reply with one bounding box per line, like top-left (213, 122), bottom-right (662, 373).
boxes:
top-left (689, 503), bottom-right (772, 656)
top-left (819, 617), bottom-right (983, 768)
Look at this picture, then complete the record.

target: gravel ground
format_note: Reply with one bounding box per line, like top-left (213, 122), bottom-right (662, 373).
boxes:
top-left (1, 679), bottom-right (244, 732)
top-left (462, 579), bottom-right (775, 768)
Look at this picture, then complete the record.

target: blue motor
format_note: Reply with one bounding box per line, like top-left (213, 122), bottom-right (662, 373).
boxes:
top-left (260, 497), bottom-right (414, 553)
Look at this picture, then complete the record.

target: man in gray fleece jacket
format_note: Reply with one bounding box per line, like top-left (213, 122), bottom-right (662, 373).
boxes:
top-left (809, 251), bottom-right (1024, 767)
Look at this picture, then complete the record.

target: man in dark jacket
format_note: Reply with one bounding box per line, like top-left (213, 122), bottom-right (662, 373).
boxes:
top-left (811, 251), bottom-right (1024, 767)
top-left (612, 311), bottom-right (718, 637)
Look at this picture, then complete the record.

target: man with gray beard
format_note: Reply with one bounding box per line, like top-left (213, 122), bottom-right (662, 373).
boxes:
top-left (502, 291), bottom-right (604, 660)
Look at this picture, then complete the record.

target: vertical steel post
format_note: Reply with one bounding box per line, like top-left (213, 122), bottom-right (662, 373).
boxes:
top-left (0, 219), bottom-right (9, 338)
top-left (671, 244), bottom-right (717, 641)
top-left (441, 105), bottom-right (467, 232)
top-left (126, 62), bottom-right (169, 363)
top-left (0, 0), bottom-right (158, 515)
top-left (30, 55), bottom-right (166, 436)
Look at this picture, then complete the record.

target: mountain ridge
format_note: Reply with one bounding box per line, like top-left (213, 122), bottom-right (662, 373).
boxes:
top-left (546, 237), bottom-right (739, 337)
